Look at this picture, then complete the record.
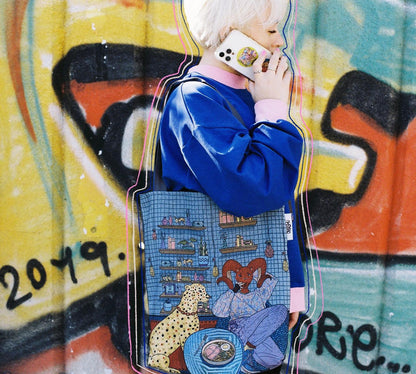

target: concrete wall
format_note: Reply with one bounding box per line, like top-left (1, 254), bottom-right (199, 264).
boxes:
top-left (1, 0), bottom-right (415, 373)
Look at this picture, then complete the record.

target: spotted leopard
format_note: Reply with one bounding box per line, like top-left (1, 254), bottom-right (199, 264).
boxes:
top-left (147, 283), bottom-right (210, 373)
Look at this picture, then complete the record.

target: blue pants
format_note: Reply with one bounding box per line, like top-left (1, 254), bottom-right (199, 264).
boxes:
top-left (228, 305), bottom-right (287, 369)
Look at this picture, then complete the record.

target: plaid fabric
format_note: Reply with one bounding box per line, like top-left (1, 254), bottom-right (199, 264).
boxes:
top-left (139, 190), bottom-right (290, 315)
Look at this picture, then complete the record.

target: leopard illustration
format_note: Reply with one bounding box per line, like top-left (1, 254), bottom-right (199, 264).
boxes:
top-left (148, 283), bottom-right (210, 373)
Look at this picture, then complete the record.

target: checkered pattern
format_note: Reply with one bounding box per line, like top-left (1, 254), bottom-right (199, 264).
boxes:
top-left (139, 191), bottom-right (290, 315)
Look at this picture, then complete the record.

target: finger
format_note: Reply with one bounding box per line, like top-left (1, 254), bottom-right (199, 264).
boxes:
top-left (252, 50), bottom-right (268, 75)
top-left (266, 48), bottom-right (282, 71)
top-left (282, 67), bottom-right (292, 83)
top-left (275, 56), bottom-right (289, 78)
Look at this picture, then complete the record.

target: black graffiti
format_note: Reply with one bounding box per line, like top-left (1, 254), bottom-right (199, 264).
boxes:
top-left (316, 310), bottom-right (347, 359)
top-left (295, 310), bottom-right (412, 373)
top-left (27, 258), bottom-right (47, 290)
top-left (301, 71), bottom-right (416, 235)
top-left (52, 44), bottom-right (194, 191)
top-left (0, 241), bottom-right (114, 310)
top-left (51, 245), bottom-right (78, 283)
top-left (0, 266), bottom-right (32, 310)
top-left (347, 323), bottom-right (378, 371)
top-left (80, 241), bottom-right (110, 277)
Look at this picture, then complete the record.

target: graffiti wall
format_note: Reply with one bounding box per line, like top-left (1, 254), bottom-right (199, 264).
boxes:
top-left (0, 0), bottom-right (415, 373)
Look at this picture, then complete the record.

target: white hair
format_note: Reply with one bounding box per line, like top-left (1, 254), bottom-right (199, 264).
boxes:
top-left (183, 0), bottom-right (289, 49)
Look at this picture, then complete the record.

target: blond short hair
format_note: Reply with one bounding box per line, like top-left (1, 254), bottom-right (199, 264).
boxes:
top-left (183, 0), bottom-right (289, 49)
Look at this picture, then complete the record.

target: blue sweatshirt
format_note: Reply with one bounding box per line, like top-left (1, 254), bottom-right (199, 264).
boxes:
top-left (159, 65), bottom-right (305, 312)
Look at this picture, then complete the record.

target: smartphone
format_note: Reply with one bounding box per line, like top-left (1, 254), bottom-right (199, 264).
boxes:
top-left (214, 30), bottom-right (271, 81)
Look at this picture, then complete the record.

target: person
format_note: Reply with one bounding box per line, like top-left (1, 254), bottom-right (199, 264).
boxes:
top-left (158, 0), bottom-right (305, 372)
top-left (213, 269), bottom-right (289, 372)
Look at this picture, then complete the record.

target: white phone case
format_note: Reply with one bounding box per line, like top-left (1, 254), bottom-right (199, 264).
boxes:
top-left (214, 30), bottom-right (271, 81)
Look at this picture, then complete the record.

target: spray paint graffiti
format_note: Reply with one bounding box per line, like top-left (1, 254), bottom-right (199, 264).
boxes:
top-left (307, 70), bottom-right (416, 255)
top-left (0, 0), bottom-right (415, 373)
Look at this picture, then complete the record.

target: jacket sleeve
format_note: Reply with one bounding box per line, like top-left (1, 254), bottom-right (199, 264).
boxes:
top-left (161, 82), bottom-right (304, 218)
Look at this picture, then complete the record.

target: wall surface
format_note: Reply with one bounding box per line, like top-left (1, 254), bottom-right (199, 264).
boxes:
top-left (1, 0), bottom-right (415, 373)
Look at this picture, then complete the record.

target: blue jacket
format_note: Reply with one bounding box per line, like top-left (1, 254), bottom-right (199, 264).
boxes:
top-left (159, 71), bottom-right (305, 306)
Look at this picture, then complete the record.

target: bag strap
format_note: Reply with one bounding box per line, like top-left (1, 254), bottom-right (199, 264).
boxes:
top-left (163, 76), bottom-right (245, 124)
top-left (153, 76), bottom-right (245, 191)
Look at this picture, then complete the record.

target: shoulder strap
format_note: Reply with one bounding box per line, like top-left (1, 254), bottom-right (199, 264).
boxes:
top-left (153, 76), bottom-right (245, 191)
top-left (163, 76), bottom-right (245, 125)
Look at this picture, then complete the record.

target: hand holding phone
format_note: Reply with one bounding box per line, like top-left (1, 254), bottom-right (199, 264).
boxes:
top-left (215, 29), bottom-right (291, 104)
top-left (214, 30), bottom-right (271, 81)
top-left (249, 48), bottom-right (291, 104)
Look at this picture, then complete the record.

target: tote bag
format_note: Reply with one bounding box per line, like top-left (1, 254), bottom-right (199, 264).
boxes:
top-left (137, 189), bottom-right (291, 374)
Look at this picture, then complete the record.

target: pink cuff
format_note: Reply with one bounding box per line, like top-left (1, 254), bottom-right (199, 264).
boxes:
top-left (254, 99), bottom-right (288, 122)
top-left (290, 287), bottom-right (305, 312)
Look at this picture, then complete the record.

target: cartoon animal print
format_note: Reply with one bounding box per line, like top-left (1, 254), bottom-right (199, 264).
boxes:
top-left (148, 284), bottom-right (210, 373)
top-left (217, 258), bottom-right (271, 294)
top-left (213, 259), bottom-right (286, 371)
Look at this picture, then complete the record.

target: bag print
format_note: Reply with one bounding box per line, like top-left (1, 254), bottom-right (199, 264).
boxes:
top-left (137, 190), bottom-right (291, 374)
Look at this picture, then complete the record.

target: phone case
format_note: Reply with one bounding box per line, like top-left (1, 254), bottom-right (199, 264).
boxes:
top-left (214, 30), bottom-right (271, 81)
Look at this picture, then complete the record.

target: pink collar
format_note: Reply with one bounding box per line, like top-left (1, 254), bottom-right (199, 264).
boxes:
top-left (188, 64), bottom-right (247, 90)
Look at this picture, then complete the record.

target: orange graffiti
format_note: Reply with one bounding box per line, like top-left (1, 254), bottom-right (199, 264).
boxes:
top-left (70, 78), bottom-right (160, 129)
top-left (115, 0), bottom-right (146, 9)
top-left (390, 117), bottom-right (416, 254)
top-left (314, 104), bottom-right (397, 255)
top-left (1, 326), bottom-right (133, 374)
